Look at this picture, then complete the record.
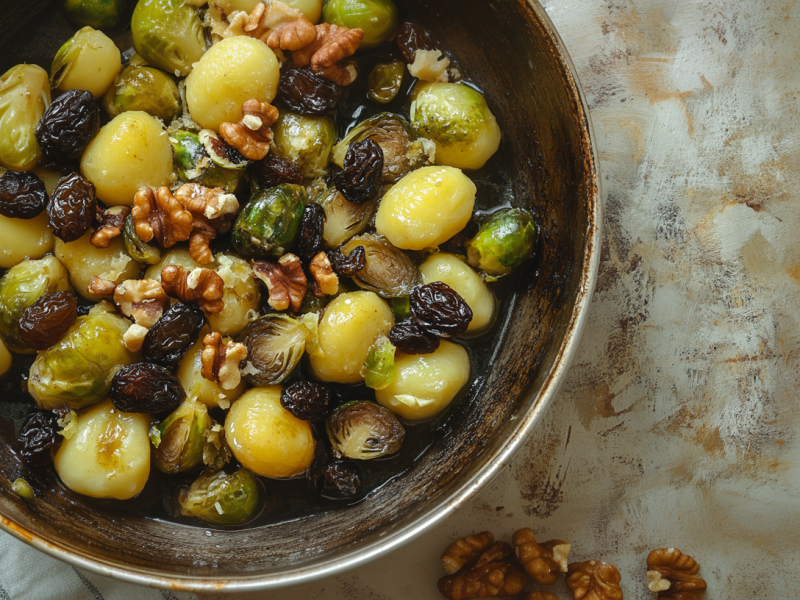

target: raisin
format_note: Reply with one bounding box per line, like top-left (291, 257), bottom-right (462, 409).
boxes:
top-left (278, 64), bottom-right (344, 115)
top-left (18, 411), bottom-right (63, 467)
top-left (409, 282), bottom-right (473, 337)
top-left (281, 381), bottom-right (334, 421)
top-left (388, 318), bottom-right (441, 354)
top-left (312, 460), bottom-right (362, 500)
top-left (252, 153), bottom-right (303, 190)
top-left (141, 302), bottom-right (205, 368)
top-left (333, 139), bottom-right (384, 205)
top-left (297, 203), bottom-right (326, 263)
top-left (35, 89), bottom-right (100, 162)
top-left (47, 172), bottom-right (96, 242)
top-left (0, 171), bottom-right (48, 219)
top-left (328, 245), bottom-right (366, 276)
top-left (111, 363), bottom-right (186, 413)
top-left (396, 21), bottom-right (437, 64)
top-left (17, 291), bottom-right (77, 351)
top-left (76, 304), bottom-right (92, 317)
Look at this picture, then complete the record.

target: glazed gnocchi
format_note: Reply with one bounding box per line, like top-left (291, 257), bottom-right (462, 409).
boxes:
top-left (51, 27), bottom-right (121, 98)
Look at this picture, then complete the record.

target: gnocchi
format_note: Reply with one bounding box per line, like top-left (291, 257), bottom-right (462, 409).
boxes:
top-left (51, 27), bottom-right (121, 98)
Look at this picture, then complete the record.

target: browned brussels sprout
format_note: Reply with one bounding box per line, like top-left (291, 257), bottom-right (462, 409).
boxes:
top-left (340, 233), bottom-right (419, 298)
top-left (326, 401), bottom-right (405, 460)
top-left (236, 315), bottom-right (310, 386)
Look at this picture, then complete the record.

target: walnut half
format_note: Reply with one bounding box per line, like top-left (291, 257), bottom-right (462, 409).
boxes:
top-left (646, 548), bottom-right (706, 599)
top-left (91, 205), bottom-right (130, 248)
top-left (132, 186), bottom-right (193, 248)
top-left (527, 592), bottom-right (559, 600)
top-left (113, 279), bottom-right (169, 328)
top-left (566, 560), bottom-right (623, 600)
top-left (441, 531), bottom-right (494, 575)
top-left (292, 23), bottom-right (364, 85)
top-left (226, 0), bottom-right (317, 51)
top-left (253, 254), bottom-right (307, 312)
top-left (438, 541), bottom-right (527, 600)
top-left (512, 528), bottom-right (570, 585)
top-left (309, 252), bottom-right (339, 296)
top-left (220, 98), bottom-right (279, 161)
top-left (201, 332), bottom-right (248, 390)
top-left (161, 265), bottom-right (225, 314)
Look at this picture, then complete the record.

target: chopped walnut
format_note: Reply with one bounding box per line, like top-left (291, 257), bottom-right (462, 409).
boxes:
top-left (220, 99), bottom-right (279, 160)
top-left (132, 186), bottom-right (193, 248)
top-left (527, 593), bottom-right (560, 600)
top-left (173, 183), bottom-right (239, 221)
top-left (113, 279), bottom-right (169, 328)
top-left (252, 254), bottom-right (307, 312)
top-left (161, 265), bottom-right (225, 314)
top-left (201, 331), bottom-right (248, 390)
top-left (123, 323), bottom-right (149, 352)
top-left (438, 542), bottom-right (527, 600)
top-left (408, 49), bottom-right (450, 83)
top-left (442, 532), bottom-right (495, 575)
top-left (293, 23), bottom-right (363, 85)
top-left (226, 0), bottom-right (316, 51)
top-left (646, 548), bottom-right (706, 599)
top-left (567, 561), bottom-right (623, 600)
top-left (91, 206), bottom-right (130, 248)
top-left (309, 252), bottom-right (339, 296)
top-left (88, 276), bottom-right (117, 296)
top-left (512, 528), bottom-right (570, 586)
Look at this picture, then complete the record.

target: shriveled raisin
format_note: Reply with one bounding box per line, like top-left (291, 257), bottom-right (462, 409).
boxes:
top-left (141, 302), bottom-right (205, 368)
top-left (328, 245), bottom-right (366, 276)
top-left (410, 282), bottom-right (473, 337)
top-left (297, 203), bottom-right (326, 263)
top-left (334, 140), bottom-right (384, 205)
top-left (252, 153), bottom-right (303, 190)
top-left (281, 381), bottom-right (333, 421)
top-left (18, 411), bottom-right (63, 467)
top-left (278, 64), bottom-right (344, 115)
top-left (0, 171), bottom-right (48, 219)
top-left (388, 318), bottom-right (441, 354)
top-left (47, 172), bottom-right (96, 242)
top-left (17, 291), bottom-right (77, 351)
top-left (111, 363), bottom-right (186, 413)
top-left (312, 460), bottom-right (362, 500)
top-left (396, 21), bottom-right (437, 64)
top-left (35, 89), bottom-right (100, 162)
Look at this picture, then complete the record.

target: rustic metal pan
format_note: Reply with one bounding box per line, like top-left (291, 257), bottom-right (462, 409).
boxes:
top-left (0, 0), bottom-right (601, 591)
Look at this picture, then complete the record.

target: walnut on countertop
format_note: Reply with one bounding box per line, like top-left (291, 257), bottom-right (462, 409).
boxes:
top-left (441, 532), bottom-right (495, 575)
top-left (161, 265), bottom-right (225, 315)
top-left (438, 541), bottom-right (527, 600)
top-left (512, 528), bottom-right (570, 585)
top-left (220, 99), bottom-right (279, 161)
top-left (252, 254), bottom-right (307, 312)
top-left (132, 186), bottom-right (193, 248)
top-left (91, 205), bottom-right (130, 248)
top-left (201, 331), bottom-right (248, 390)
top-left (646, 548), bottom-right (706, 599)
top-left (526, 592), bottom-right (560, 600)
top-left (225, 0), bottom-right (317, 51)
top-left (566, 560), bottom-right (623, 600)
top-left (293, 23), bottom-right (363, 85)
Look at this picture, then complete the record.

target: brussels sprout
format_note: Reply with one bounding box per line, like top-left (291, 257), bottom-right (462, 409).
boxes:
top-left (322, 0), bottom-right (398, 49)
top-left (151, 399), bottom-right (211, 474)
top-left (199, 129), bottom-right (251, 171)
top-left (326, 401), bottom-right (405, 460)
top-left (0, 256), bottom-right (71, 353)
top-left (313, 185), bottom-right (376, 249)
top-left (0, 65), bottom-right (50, 171)
top-left (361, 335), bottom-right (395, 390)
top-left (122, 213), bottom-right (161, 264)
top-left (236, 315), bottom-right (309, 386)
top-left (29, 302), bottom-right (135, 410)
top-left (272, 112), bottom-right (336, 179)
top-left (232, 184), bottom-right (306, 259)
top-left (171, 130), bottom-right (242, 193)
top-left (51, 27), bottom-right (121, 98)
top-left (131, 0), bottom-right (207, 77)
top-left (64, 0), bottom-right (130, 31)
top-left (332, 113), bottom-right (432, 183)
top-left (465, 208), bottom-right (537, 277)
top-left (341, 234), bottom-right (419, 298)
top-left (410, 82), bottom-right (501, 170)
top-left (103, 64), bottom-right (181, 122)
top-left (367, 60), bottom-right (404, 104)
top-left (391, 296), bottom-right (410, 320)
top-left (178, 467), bottom-right (263, 525)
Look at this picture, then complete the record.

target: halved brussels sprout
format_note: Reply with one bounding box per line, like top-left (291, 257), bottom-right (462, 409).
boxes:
top-left (465, 208), bottom-right (537, 277)
top-left (0, 65), bottom-right (50, 171)
top-left (178, 467), bottom-right (263, 525)
top-left (361, 335), bottom-right (395, 390)
top-left (0, 256), bottom-right (71, 353)
top-left (51, 27), bottom-right (121, 98)
top-left (171, 130), bottom-right (242, 193)
top-left (236, 315), bottom-right (309, 386)
top-left (322, 0), bottom-right (398, 49)
top-left (272, 112), bottom-right (337, 179)
top-left (326, 401), bottom-right (405, 460)
top-left (151, 399), bottom-right (211, 474)
top-left (367, 60), bottom-right (404, 105)
top-left (103, 64), bottom-right (181, 122)
top-left (131, 0), bottom-right (207, 77)
top-left (29, 302), bottom-right (135, 410)
top-left (313, 185), bottom-right (376, 249)
top-left (122, 213), bottom-right (161, 264)
top-left (199, 129), bottom-right (252, 171)
top-left (341, 233), bottom-right (419, 298)
top-left (232, 184), bottom-right (306, 259)
top-left (65, 0), bottom-right (130, 31)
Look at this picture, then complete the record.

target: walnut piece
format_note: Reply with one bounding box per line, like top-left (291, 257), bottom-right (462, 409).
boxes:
top-left (226, 0), bottom-right (316, 51)
top-left (646, 548), bottom-right (706, 599)
top-left (512, 528), bottom-right (570, 585)
top-left (220, 99), bottom-right (279, 160)
top-left (161, 265), bottom-right (225, 314)
top-left (527, 593), bottom-right (560, 600)
top-left (201, 331), bottom-right (248, 390)
top-left (438, 540), bottom-right (527, 600)
top-left (123, 324), bottom-right (149, 352)
top-left (91, 205), bottom-right (130, 248)
top-left (293, 23), bottom-right (363, 85)
top-left (173, 183), bottom-right (239, 221)
top-left (113, 279), bottom-right (169, 328)
top-left (408, 49), bottom-right (450, 83)
top-left (442, 532), bottom-right (495, 575)
top-left (566, 560), bottom-right (623, 600)
top-left (309, 252), bottom-right (339, 297)
top-left (253, 254), bottom-right (307, 312)
top-left (88, 276), bottom-right (117, 296)
top-left (132, 186), bottom-right (193, 248)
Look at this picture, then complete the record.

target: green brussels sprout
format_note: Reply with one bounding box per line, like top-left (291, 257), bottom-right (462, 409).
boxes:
top-left (313, 185), bottom-right (376, 248)
top-left (64, 0), bottom-right (130, 31)
top-left (122, 213), bottom-right (161, 264)
top-left (0, 256), bottom-right (71, 353)
top-left (465, 208), bottom-right (537, 277)
top-left (326, 401), bottom-right (405, 460)
top-left (0, 65), bottom-right (51, 171)
top-left (272, 112), bottom-right (336, 179)
top-left (410, 82), bottom-right (501, 170)
top-left (151, 399), bottom-right (211, 474)
top-left (171, 130), bottom-right (242, 193)
top-left (341, 233), bottom-right (419, 298)
top-left (322, 0), bottom-right (398, 49)
top-left (391, 296), bottom-right (410, 320)
top-left (331, 113), bottom-right (433, 183)
top-left (178, 467), bottom-right (263, 525)
top-left (232, 184), bottom-right (306, 259)
top-left (103, 64), bottom-right (181, 122)
top-left (367, 60), bottom-right (404, 104)
top-left (131, 0), bottom-right (207, 77)
top-left (361, 335), bottom-right (395, 390)
top-left (29, 302), bottom-right (135, 410)
top-left (236, 314), bottom-right (309, 386)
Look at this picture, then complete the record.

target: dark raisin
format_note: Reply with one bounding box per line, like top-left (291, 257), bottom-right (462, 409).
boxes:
top-left (17, 291), bottom-right (77, 351)
top-left (281, 381), bottom-right (334, 421)
top-left (0, 171), bottom-right (48, 219)
top-left (312, 460), bottom-right (362, 500)
top-left (328, 245), bottom-right (366, 276)
top-left (141, 302), bottom-right (205, 368)
top-left (333, 140), bottom-right (384, 205)
top-left (396, 21), bottom-right (437, 64)
top-left (111, 363), bottom-right (186, 413)
top-left (409, 282), bottom-right (473, 337)
top-left (297, 203), bottom-right (326, 263)
top-left (47, 172), bottom-right (96, 242)
top-left (252, 153), bottom-right (303, 189)
top-left (388, 318), bottom-right (441, 354)
top-left (18, 411), bottom-right (63, 467)
top-left (278, 64), bottom-right (344, 115)
top-left (35, 89), bottom-right (100, 162)
top-left (76, 303), bottom-right (92, 317)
